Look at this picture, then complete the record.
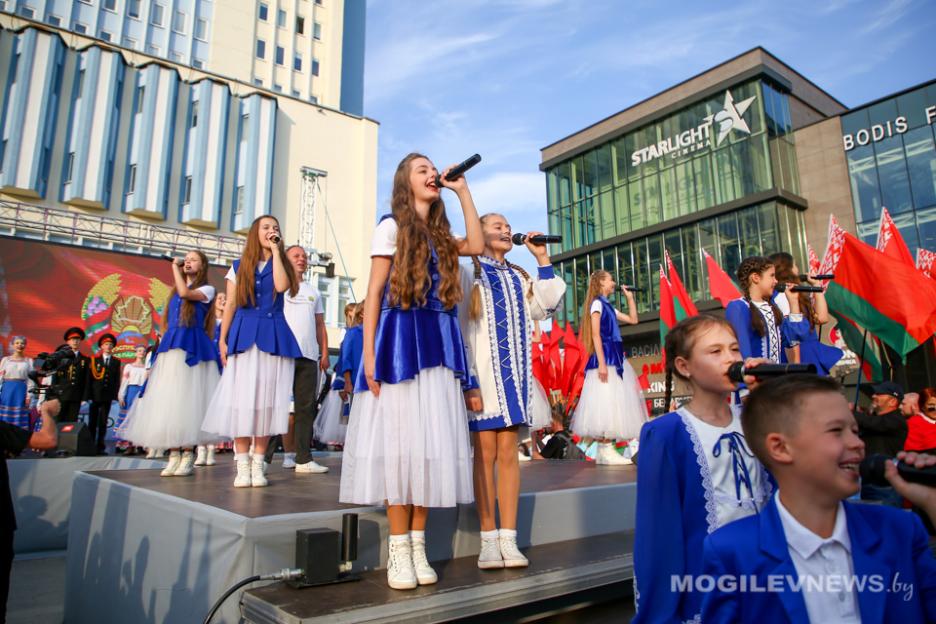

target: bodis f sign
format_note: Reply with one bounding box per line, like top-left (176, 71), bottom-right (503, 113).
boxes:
top-left (842, 104), bottom-right (936, 151)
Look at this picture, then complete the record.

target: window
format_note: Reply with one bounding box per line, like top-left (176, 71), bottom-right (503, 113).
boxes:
top-left (170, 51), bottom-right (183, 62)
top-left (128, 0), bottom-right (141, 18)
top-left (183, 176), bottom-right (192, 204)
top-left (103, 0), bottom-right (117, 11)
top-left (258, 2), bottom-right (268, 20)
top-left (241, 114), bottom-right (250, 139)
top-left (127, 164), bottom-right (137, 194)
top-left (277, 9), bottom-right (286, 28)
top-left (78, 0), bottom-right (92, 4)
top-left (291, 89), bottom-right (300, 97)
top-left (315, 0), bottom-right (323, 5)
top-left (296, 16), bottom-right (305, 34)
top-left (151, 3), bottom-right (164, 27)
top-left (172, 10), bottom-right (186, 34)
top-left (273, 83), bottom-right (282, 92)
top-left (255, 39), bottom-right (266, 59)
top-left (99, 30), bottom-right (113, 42)
top-left (311, 59), bottom-right (319, 76)
top-left (313, 21), bottom-right (321, 40)
top-left (46, 14), bottom-right (61, 26)
top-left (73, 22), bottom-right (88, 34)
top-left (253, 78), bottom-right (263, 86)
top-left (135, 85), bottom-right (145, 112)
top-left (194, 18), bottom-right (208, 41)
top-left (192, 58), bottom-right (204, 69)
top-left (293, 54), bottom-right (302, 71)
top-left (309, 95), bottom-right (317, 104)
top-left (75, 69), bottom-right (85, 95)
top-left (123, 36), bottom-right (138, 49)
top-left (18, 6), bottom-right (34, 19)
top-left (235, 186), bottom-right (245, 214)
top-left (147, 44), bottom-right (160, 56)
top-left (275, 46), bottom-right (284, 65)
top-left (65, 153), bottom-right (75, 184)
top-left (191, 100), bottom-right (199, 127)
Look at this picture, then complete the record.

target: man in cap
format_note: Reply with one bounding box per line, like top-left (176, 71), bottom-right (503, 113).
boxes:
top-left (55, 327), bottom-right (90, 423)
top-left (85, 333), bottom-right (122, 454)
top-left (855, 380), bottom-right (908, 507)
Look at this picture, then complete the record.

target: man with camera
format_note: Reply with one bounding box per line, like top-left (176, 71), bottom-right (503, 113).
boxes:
top-left (55, 327), bottom-right (90, 423)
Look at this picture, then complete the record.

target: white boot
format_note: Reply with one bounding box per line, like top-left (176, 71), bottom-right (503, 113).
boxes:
top-left (478, 530), bottom-right (504, 570)
top-left (250, 455), bottom-right (268, 487)
top-left (145, 447), bottom-right (155, 459)
top-left (205, 445), bottom-right (216, 466)
top-left (409, 531), bottom-right (437, 585)
top-left (174, 450), bottom-right (196, 476)
top-left (596, 442), bottom-right (630, 465)
top-left (160, 451), bottom-right (181, 477)
top-left (194, 446), bottom-right (208, 466)
top-left (234, 455), bottom-right (251, 488)
top-left (386, 537), bottom-right (417, 590)
top-left (498, 529), bottom-right (529, 568)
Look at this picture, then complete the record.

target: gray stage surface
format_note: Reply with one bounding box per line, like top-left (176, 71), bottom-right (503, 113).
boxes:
top-left (64, 456), bottom-right (637, 624)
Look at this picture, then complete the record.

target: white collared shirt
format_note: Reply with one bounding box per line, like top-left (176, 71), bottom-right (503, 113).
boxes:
top-left (284, 281), bottom-right (324, 361)
top-left (775, 493), bottom-right (861, 623)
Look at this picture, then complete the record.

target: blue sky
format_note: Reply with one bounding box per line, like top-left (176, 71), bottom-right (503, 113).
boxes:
top-left (362, 0), bottom-right (936, 271)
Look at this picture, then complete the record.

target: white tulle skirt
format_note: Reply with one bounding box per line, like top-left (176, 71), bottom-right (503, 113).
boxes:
top-left (529, 378), bottom-right (552, 430)
top-left (118, 349), bottom-right (220, 448)
top-left (201, 346), bottom-right (294, 439)
top-left (314, 389), bottom-right (347, 445)
top-left (571, 364), bottom-right (648, 440)
top-left (339, 366), bottom-right (473, 508)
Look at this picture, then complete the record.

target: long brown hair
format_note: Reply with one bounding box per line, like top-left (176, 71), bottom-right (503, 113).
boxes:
top-left (578, 270), bottom-right (611, 355)
top-left (387, 153), bottom-right (462, 310)
top-left (768, 252), bottom-right (819, 328)
top-left (663, 314), bottom-right (735, 409)
top-left (468, 213), bottom-right (533, 320)
top-left (351, 299), bottom-right (365, 326)
top-left (736, 256), bottom-right (782, 338)
top-left (235, 215), bottom-right (299, 308)
top-left (161, 250), bottom-right (215, 337)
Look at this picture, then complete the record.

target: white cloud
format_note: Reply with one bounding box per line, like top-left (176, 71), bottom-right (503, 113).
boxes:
top-left (469, 171), bottom-right (546, 216)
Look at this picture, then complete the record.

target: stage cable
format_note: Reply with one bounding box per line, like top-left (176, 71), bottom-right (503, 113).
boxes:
top-left (203, 568), bottom-right (304, 624)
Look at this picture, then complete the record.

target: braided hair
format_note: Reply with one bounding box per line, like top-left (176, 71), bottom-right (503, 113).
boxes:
top-left (663, 314), bottom-right (736, 410)
top-left (736, 256), bottom-right (782, 338)
top-left (468, 213), bottom-right (533, 320)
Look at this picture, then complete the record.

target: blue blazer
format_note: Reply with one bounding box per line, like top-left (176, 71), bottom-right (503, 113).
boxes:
top-left (701, 495), bottom-right (936, 623)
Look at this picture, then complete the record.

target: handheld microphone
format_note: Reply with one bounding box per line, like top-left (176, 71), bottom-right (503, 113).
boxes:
top-left (801, 274), bottom-right (834, 282)
top-left (776, 283), bottom-right (825, 293)
top-left (511, 233), bottom-right (562, 245)
top-left (727, 362), bottom-right (817, 382)
top-left (269, 234), bottom-right (281, 244)
top-left (435, 153), bottom-right (481, 188)
top-left (859, 454), bottom-right (936, 488)
top-left (620, 285), bottom-right (644, 292)
top-left (161, 254), bottom-right (183, 265)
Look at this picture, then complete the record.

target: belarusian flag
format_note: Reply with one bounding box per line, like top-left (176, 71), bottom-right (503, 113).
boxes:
top-left (665, 249), bottom-right (699, 317)
top-left (819, 214), bottom-right (846, 276)
top-left (807, 244), bottom-right (821, 275)
top-left (829, 310), bottom-right (885, 382)
top-left (876, 207), bottom-right (916, 267)
top-left (917, 248), bottom-right (936, 281)
top-left (825, 232), bottom-right (936, 358)
top-left (659, 266), bottom-right (678, 346)
top-left (702, 249), bottom-right (741, 308)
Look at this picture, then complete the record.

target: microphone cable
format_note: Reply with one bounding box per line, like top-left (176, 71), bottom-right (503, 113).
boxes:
top-left (203, 568), bottom-right (304, 624)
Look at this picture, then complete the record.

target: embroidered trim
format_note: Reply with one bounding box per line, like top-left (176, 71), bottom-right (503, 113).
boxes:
top-left (678, 408), bottom-right (719, 534)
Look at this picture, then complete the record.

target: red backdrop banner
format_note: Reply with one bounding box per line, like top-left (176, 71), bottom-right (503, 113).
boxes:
top-left (0, 237), bottom-right (227, 361)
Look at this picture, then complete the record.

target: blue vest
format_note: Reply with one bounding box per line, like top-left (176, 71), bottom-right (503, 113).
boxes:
top-left (226, 259), bottom-right (302, 358)
top-left (585, 296), bottom-right (626, 375)
top-left (157, 290), bottom-right (221, 370)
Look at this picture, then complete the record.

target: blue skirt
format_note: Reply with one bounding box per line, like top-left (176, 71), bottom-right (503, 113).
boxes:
top-left (0, 379), bottom-right (30, 429)
top-left (114, 384), bottom-right (143, 440)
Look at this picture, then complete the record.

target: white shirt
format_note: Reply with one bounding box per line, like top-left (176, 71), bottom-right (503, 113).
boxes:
top-left (284, 281), bottom-right (324, 361)
top-left (225, 260), bottom-right (269, 283)
top-left (371, 218), bottom-right (397, 256)
top-left (775, 494), bottom-right (861, 623)
top-left (682, 405), bottom-right (767, 528)
top-left (590, 299), bottom-right (603, 315)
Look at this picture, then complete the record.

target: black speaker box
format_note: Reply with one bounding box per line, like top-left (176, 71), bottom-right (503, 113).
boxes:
top-left (295, 528), bottom-right (340, 585)
top-left (56, 421), bottom-right (96, 456)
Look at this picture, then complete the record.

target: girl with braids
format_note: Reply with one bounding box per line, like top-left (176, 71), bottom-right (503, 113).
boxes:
top-left (570, 270), bottom-right (646, 465)
top-left (202, 215), bottom-right (301, 488)
top-left (768, 251), bottom-right (843, 375)
top-left (457, 213), bottom-right (565, 571)
top-left (725, 255), bottom-right (807, 365)
top-left (339, 153), bottom-right (484, 590)
top-left (633, 315), bottom-right (772, 624)
top-left (120, 251), bottom-right (221, 477)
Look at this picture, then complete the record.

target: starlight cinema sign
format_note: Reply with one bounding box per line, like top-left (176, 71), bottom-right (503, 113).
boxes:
top-left (630, 91), bottom-right (757, 167)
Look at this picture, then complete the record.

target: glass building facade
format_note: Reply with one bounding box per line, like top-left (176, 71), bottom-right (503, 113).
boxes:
top-left (843, 80), bottom-right (936, 254)
top-left (545, 78), bottom-right (806, 326)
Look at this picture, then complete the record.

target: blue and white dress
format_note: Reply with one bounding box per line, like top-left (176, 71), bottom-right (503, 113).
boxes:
top-left (773, 293), bottom-right (844, 376)
top-left (633, 406), bottom-right (774, 624)
top-left (120, 285), bottom-right (220, 447)
top-left (570, 296), bottom-right (648, 440)
top-left (458, 256), bottom-right (565, 432)
top-left (339, 216), bottom-right (475, 508)
top-left (315, 324), bottom-right (363, 446)
top-left (114, 363), bottom-right (147, 439)
top-left (202, 260), bottom-right (302, 439)
top-left (725, 297), bottom-right (809, 363)
top-left (0, 356), bottom-right (33, 429)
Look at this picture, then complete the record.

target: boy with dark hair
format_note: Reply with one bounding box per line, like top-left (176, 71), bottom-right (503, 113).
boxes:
top-left (700, 374), bottom-right (936, 623)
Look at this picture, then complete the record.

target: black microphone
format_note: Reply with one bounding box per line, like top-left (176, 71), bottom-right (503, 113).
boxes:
top-left (161, 254), bottom-right (183, 265)
top-left (727, 362), bottom-right (817, 382)
top-left (435, 153), bottom-right (481, 188)
top-left (776, 283), bottom-right (824, 293)
top-left (511, 233), bottom-right (562, 245)
top-left (620, 285), bottom-right (644, 292)
top-left (859, 454), bottom-right (936, 488)
top-left (800, 274), bottom-right (834, 281)
top-left (270, 234), bottom-right (281, 244)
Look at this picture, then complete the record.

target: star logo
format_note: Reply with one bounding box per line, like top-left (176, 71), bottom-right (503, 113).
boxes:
top-left (705, 91), bottom-right (757, 146)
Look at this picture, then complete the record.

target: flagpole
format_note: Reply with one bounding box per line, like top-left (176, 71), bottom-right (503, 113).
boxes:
top-left (853, 329), bottom-right (869, 408)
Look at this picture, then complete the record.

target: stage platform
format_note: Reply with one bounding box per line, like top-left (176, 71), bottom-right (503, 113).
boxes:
top-left (64, 455), bottom-right (637, 624)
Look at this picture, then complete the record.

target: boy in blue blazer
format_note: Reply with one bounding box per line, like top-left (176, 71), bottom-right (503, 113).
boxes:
top-left (700, 374), bottom-right (936, 623)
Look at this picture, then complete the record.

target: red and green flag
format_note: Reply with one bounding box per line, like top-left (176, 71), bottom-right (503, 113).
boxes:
top-left (665, 249), bottom-right (699, 317)
top-left (829, 310), bottom-right (885, 382)
top-left (876, 207), bottom-right (916, 268)
top-left (659, 266), bottom-right (678, 347)
top-left (702, 249), bottom-right (741, 308)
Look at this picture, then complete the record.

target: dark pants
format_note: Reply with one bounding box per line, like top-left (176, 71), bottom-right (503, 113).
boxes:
top-left (58, 400), bottom-right (82, 423)
top-left (265, 358), bottom-right (319, 464)
top-left (87, 401), bottom-right (113, 450)
top-left (1, 529), bottom-right (12, 624)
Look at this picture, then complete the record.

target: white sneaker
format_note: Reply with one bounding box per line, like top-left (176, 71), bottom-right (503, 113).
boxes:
top-left (282, 453), bottom-right (297, 469)
top-left (499, 533), bottom-right (529, 568)
top-left (205, 445), bottom-right (216, 466)
top-left (387, 538), bottom-right (418, 590)
top-left (194, 446), bottom-right (208, 466)
top-left (518, 450), bottom-right (532, 462)
top-left (160, 451), bottom-right (181, 477)
top-left (478, 534), bottom-right (505, 569)
top-left (234, 458), bottom-right (251, 488)
top-left (295, 459), bottom-right (329, 474)
top-left (145, 448), bottom-right (156, 459)
top-left (174, 450), bottom-right (196, 476)
top-left (409, 535), bottom-right (437, 585)
top-left (595, 442), bottom-right (630, 465)
top-left (250, 456), bottom-right (268, 487)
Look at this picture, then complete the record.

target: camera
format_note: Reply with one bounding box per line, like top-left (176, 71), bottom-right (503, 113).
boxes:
top-left (27, 345), bottom-right (76, 399)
